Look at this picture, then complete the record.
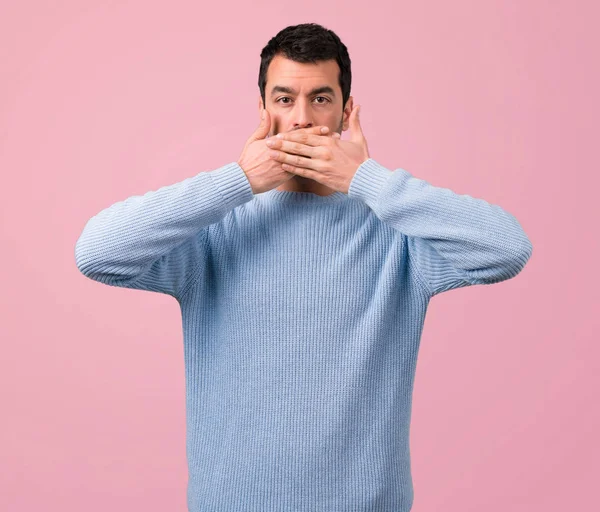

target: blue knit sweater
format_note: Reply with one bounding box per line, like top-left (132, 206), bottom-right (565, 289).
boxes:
top-left (75, 158), bottom-right (532, 511)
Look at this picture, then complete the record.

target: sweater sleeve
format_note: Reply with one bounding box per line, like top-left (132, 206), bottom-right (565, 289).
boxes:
top-left (74, 161), bottom-right (254, 300)
top-left (347, 158), bottom-right (533, 297)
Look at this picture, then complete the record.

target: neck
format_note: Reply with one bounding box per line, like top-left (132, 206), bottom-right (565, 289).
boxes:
top-left (276, 176), bottom-right (337, 196)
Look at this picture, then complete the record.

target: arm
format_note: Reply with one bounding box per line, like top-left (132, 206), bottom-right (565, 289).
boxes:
top-left (74, 161), bottom-right (254, 300)
top-left (347, 158), bottom-right (533, 297)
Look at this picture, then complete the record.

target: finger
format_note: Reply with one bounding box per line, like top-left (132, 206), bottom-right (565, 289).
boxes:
top-left (251, 108), bottom-right (271, 141)
top-left (275, 130), bottom-right (332, 147)
top-left (281, 162), bottom-right (318, 180)
top-left (269, 149), bottom-right (319, 170)
top-left (350, 105), bottom-right (364, 142)
top-left (289, 125), bottom-right (330, 136)
top-left (267, 138), bottom-right (319, 159)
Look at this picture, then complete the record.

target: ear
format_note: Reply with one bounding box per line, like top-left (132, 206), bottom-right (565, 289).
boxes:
top-left (342, 96), bottom-right (354, 132)
top-left (258, 95), bottom-right (264, 122)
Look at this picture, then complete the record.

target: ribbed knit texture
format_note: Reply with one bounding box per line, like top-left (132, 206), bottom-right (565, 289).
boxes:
top-left (74, 158), bottom-right (532, 511)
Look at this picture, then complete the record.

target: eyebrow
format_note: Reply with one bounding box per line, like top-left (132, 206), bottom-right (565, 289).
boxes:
top-left (270, 85), bottom-right (336, 97)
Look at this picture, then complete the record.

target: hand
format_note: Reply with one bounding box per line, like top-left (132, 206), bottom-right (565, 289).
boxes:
top-left (237, 109), bottom-right (335, 195)
top-left (264, 105), bottom-right (370, 194)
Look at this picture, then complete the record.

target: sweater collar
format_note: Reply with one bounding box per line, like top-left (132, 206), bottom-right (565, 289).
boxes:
top-left (262, 189), bottom-right (348, 203)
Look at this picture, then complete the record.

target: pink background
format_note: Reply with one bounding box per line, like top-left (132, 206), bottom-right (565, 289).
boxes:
top-left (1, 1), bottom-right (597, 511)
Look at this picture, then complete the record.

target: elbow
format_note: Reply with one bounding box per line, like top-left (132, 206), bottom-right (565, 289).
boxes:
top-left (497, 234), bottom-right (533, 282)
top-left (520, 236), bottom-right (533, 267)
top-left (74, 231), bottom-right (144, 286)
top-left (474, 234), bottom-right (533, 286)
top-left (74, 231), bottom-right (114, 283)
top-left (513, 232), bottom-right (533, 274)
top-left (74, 233), bottom-right (97, 280)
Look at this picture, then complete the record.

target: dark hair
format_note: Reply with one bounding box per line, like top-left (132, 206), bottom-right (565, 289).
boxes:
top-left (258, 23), bottom-right (352, 111)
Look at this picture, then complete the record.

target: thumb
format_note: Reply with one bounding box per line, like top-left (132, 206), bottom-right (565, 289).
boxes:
top-left (251, 108), bottom-right (271, 141)
top-left (350, 104), bottom-right (364, 142)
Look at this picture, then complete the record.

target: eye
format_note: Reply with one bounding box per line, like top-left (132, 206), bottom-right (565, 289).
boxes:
top-left (276, 97), bottom-right (331, 105)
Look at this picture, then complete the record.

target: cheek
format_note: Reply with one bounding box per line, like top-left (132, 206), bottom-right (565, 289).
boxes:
top-left (321, 112), bottom-right (339, 127)
top-left (315, 110), bottom-right (334, 119)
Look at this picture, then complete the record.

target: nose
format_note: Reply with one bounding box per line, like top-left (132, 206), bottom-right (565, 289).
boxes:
top-left (292, 98), bottom-right (314, 130)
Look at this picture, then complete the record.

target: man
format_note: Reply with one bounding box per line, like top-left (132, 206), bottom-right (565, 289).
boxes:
top-left (75, 22), bottom-right (532, 512)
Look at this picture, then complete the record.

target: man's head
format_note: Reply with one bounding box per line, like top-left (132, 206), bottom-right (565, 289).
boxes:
top-left (258, 23), bottom-right (353, 138)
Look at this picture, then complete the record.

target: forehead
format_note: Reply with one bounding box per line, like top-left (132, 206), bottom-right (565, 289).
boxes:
top-left (266, 54), bottom-right (340, 92)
